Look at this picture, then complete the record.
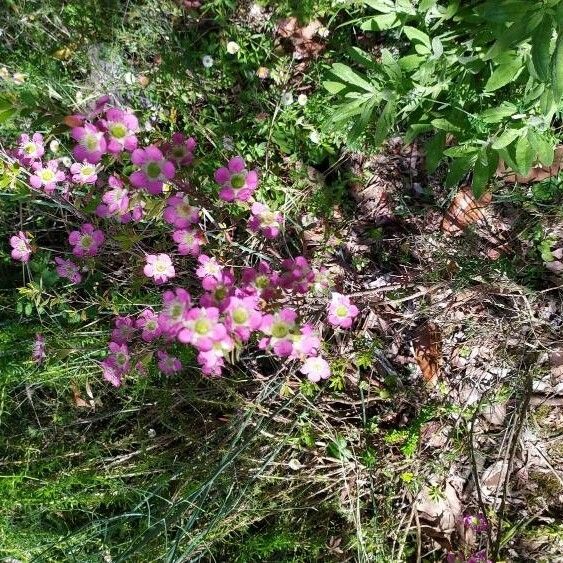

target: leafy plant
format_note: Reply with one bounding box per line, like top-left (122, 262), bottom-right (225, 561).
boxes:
top-left (325, 0), bottom-right (563, 194)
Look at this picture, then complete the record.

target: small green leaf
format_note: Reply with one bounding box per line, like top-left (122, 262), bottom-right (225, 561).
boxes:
top-left (472, 149), bottom-right (490, 197)
top-left (330, 63), bottom-right (374, 92)
top-left (531, 17), bottom-right (553, 81)
top-left (380, 48), bottom-right (403, 82)
top-left (491, 127), bottom-right (522, 150)
top-left (372, 96), bottom-right (397, 147)
top-left (424, 131), bottom-right (446, 173)
top-left (527, 129), bottom-right (555, 166)
top-left (514, 135), bottom-right (535, 175)
top-left (323, 81), bottom-right (346, 95)
top-left (403, 25), bottom-right (431, 48)
top-left (445, 156), bottom-right (473, 187)
top-left (362, 0), bottom-right (394, 12)
top-left (479, 103), bottom-right (517, 123)
top-left (484, 56), bottom-right (523, 92)
top-left (430, 118), bottom-right (460, 132)
top-left (551, 31), bottom-right (563, 102)
top-left (398, 54), bottom-right (425, 72)
top-left (360, 14), bottom-right (400, 31)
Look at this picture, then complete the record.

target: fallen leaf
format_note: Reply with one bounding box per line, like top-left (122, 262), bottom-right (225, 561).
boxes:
top-left (496, 145), bottom-right (563, 184)
top-left (550, 348), bottom-right (563, 380)
top-left (71, 385), bottom-right (90, 408)
top-left (276, 17), bottom-right (325, 60)
top-left (413, 321), bottom-right (442, 386)
top-left (441, 185), bottom-right (492, 235)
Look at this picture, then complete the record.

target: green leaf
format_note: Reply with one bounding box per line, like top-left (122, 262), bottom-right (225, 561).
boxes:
top-left (527, 129), bottom-right (555, 166)
top-left (484, 56), bottom-right (523, 91)
top-left (418, 0), bottom-right (438, 11)
top-left (491, 127), bottom-right (522, 150)
top-left (348, 95), bottom-right (379, 142)
top-left (323, 81), bottom-right (346, 95)
top-left (404, 123), bottom-right (433, 144)
top-left (363, 0), bottom-right (395, 12)
top-left (431, 118), bottom-right (460, 132)
top-left (551, 31), bottom-right (563, 102)
top-left (443, 145), bottom-right (480, 158)
top-left (531, 17), bottom-right (553, 81)
top-left (424, 131), bottom-right (446, 173)
top-left (514, 134), bottom-right (535, 175)
top-left (398, 54), bottom-right (425, 72)
top-left (430, 36), bottom-right (444, 59)
top-left (330, 63), bottom-right (374, 92)
top-left (348, 47), bottom-right (378, 71)
top-left (380, 48), bottom-right (403, 83)
top-left (360, 14), bottom-right (401, 31)
top-left (372, 96), bottom-right (397, 147)
top-left (479, 103), bottom-right (517, 123)
top-left (472, 149), bottom-right (491, 198)
top-left (327, 435), bottom-right (352, 461)
top-left (396, 0), bottom-right (417, 15)
top-left (403, 26), bottom-right (431, 48)
top-left (484, 12), bottom-right (542, 61)
top-left (0, 108), bottom-right (17, 124)
top-left (445, 156), bottom-right (473, 187)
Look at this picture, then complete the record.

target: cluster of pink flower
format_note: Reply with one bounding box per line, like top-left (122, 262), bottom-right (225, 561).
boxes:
top-left (7, 97), bottom-right (360, 387)
top-left (102, 252), bottom-right (359, 386)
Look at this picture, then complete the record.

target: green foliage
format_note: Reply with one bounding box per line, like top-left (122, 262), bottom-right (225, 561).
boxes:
top-left (325, 0), bottom-right (563, 193)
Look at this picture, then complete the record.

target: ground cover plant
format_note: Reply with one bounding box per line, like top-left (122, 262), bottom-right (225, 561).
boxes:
top-left (1, 1), bottom-right (563, 562)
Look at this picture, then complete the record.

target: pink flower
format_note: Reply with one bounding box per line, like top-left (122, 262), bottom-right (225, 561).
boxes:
top-left (214, 156), bottom-right (258, 202)
top-left (29, 160), bottom-right (66, 193)
top-left (224, 295), bottom-right (263, 341)
top-left (241, 261), bottom-right (280, 301)
top-left (172, 227), bottom-right (205, 256)
top-left (55, 257), bottom-right (82, 284)
top-left (136, 308), bottom-right (162, 342)
top-left (68, 223), bottom-right (105, 257)
top-left (16, 133), bottom-right (44, 164)
top-left (290, 324), bottom-right (321, 360)
top-left (327, 292), bottom-right (359, 329)
top-left (197, 336), bottom-right (234, 377)
top-left (157, 350), bottom-right (182, 376)
top-left (10, 231), bottom-right (32, 262)
top-left (164, 132), bottom-right (196, 166)
top-left (96, 176), bottom-right (131, 219)
top-left (467, 551), bottom-right (491, 563)
top-left (159, 288), bottom-right (192, 335)
top-left (163, 193), bottom-right (200, 228)
top-left (199, 269), bottom-right (235, 310)
top-left (248, 202), bottom-right (282, 238)
top-left (280, 256), bottom-right (315, 294)
top-left (129, 145), bottom-right (175, 195)
top-left (463, 514), bottom-right (488, 533)
top-left (108, 341), bottom-right (131, 372)
top-left (71, 123), bottom-right (107, 164)
top-left (144, 253), bottom-right (175, 284)
top-left (70, 161), bottom-right (98, 184)
top-left (300, 356), bottom-right (331, 383)
top-left (101, 358), bottom-right (123, 387)
top-left (101, 107), bottom-right (139, 153)
top-left (196, 254), bottom-right (224, 281)
top-left (177, 307), bottom-right (227, 351)
top-left (111, 316), bottom-right (137, 344)
top-left (259, 308), bottom-right (297, 357)
top-left (32, 333), bottom-right (46, 365)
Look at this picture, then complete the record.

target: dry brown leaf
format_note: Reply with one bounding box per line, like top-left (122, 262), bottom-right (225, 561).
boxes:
top-left (413, 321), bottom-right (442, 386)
top-left (441, 185), bottom-right (492, 235)
top-left (550, 348), bottom-right (563, 380)
top-left (275, 17), bottom-right (324, 60)
top-left (497, 146), bottom-right (563, 184)
top-left (71, 385), bottom-right (90, 408)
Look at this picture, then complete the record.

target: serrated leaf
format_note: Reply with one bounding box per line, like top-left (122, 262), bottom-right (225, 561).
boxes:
top-left (551, 31), bottom-right (563, 102)
top-left (492, 127), bottom-right (522, 150)
top-left (403, 26), bottom-right (431, 48)
top-left (484, 56), bottom-right (523, 92)
top-left (330, 63), bottom-right (374, 92)
top-left (531, 17), bottom-right (553, 81)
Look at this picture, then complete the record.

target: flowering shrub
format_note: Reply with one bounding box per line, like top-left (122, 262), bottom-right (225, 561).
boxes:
top-left (6, 96), bottom-right (361, 388)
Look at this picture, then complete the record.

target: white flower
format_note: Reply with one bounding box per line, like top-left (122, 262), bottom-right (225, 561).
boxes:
top-left (61, 156), bottom-right (72, 168)
top-left (12, 72), bottom-right (26, 85)
top-left (49, 139), bottom-right (60, 153)
top-left (318, 26), bottom-right (329, 38)
top-left (281, 92), bottom-right (293, 106)
top-left (297, 94), bottom-right (308, 106)
top-left (0, 67), bottom-right (9, 80)
top-left (226, 41), bottom-right (240, 55)
top-left (202, 55), bottom-right (214, 68)
top-left (309, 130), bottom-right (320, 144)
top-left (123, 72), bottom-right (136, 85)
